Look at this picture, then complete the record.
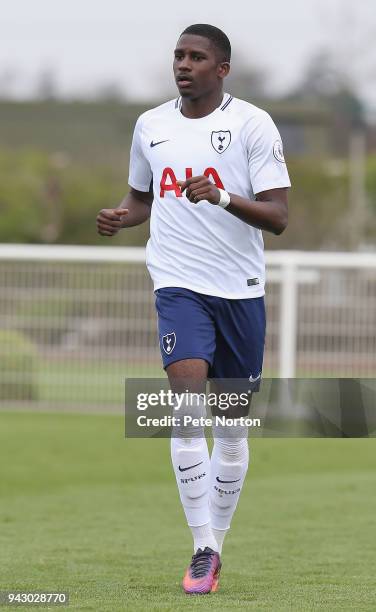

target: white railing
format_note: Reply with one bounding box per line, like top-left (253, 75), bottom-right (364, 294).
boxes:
top-left (269, 250), bottom-right (376, 378)
top-left (0, 245), bottom-right (375, 409)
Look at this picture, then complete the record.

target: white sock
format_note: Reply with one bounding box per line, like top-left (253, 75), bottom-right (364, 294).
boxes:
top-left (190, 522), bottom-right (218, 553)
top-left (170, 397), bottom-right (218, 552)
top-left (209, 423), bottom-right (249, 549)
top-left (212, 527), bottom-right (229, 555)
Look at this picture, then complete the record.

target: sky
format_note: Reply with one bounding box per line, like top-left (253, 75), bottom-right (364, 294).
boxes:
top-left (1, 0), bottom-right (375, 109)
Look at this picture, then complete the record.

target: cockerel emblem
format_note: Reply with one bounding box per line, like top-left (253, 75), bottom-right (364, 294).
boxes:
top-left (162, 332), bottom-right (176, 354)
top-left (211, 130), bottom-right (231, 154)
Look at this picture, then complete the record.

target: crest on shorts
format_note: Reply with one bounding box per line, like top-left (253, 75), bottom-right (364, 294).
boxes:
top-left (162, 332), bottom-right (176, 354)
top-left (211, 130), bottom-right (231, 154)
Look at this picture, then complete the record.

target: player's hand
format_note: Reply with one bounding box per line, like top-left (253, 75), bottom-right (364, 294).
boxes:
top-left (178, 176), bottom-right (220, 205)
top-left (96, 208), bottom-right (129, 236)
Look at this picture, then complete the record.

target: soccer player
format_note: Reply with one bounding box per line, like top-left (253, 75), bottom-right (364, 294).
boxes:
top-left (97, 23), bottom-right (290, 594)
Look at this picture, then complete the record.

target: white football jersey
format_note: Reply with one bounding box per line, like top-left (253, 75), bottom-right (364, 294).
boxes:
top-left (128, 93), bottom-right (291, 299)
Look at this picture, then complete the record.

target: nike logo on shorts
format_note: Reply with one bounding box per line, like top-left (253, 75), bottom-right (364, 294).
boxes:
top-left (249, 372), bottom-right (261, 383)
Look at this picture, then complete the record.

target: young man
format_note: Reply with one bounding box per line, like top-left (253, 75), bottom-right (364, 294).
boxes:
top-left (97, 24), bottom-right (290, 594)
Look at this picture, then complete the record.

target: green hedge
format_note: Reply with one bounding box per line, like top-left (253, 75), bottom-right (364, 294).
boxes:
top-left (0, 148), bottom-right (375, 249)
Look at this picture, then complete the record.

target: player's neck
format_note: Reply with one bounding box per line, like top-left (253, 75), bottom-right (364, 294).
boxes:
top-left (180, 90), bottom-right (224, 119)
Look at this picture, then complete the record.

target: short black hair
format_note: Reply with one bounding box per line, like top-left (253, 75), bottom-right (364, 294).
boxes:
top-left (180, 24), bottom-right (231, 63)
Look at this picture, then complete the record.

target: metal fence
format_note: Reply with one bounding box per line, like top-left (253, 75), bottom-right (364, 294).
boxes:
top-left (0, 245), bottom-right (375, 410)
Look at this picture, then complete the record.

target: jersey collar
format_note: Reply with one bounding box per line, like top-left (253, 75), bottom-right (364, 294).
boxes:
top-left (175, 92), bottom-right (233, 114)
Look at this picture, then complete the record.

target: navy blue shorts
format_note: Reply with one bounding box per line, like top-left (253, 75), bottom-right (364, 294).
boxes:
top-left (155, 287), bottom-right (266, 380)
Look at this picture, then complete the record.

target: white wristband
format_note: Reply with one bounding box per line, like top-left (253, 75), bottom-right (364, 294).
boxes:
top-left (217, 189), bottom-right (231, 208)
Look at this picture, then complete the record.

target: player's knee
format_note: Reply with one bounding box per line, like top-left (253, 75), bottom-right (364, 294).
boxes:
top-left (213, 426), bottom-right (249, 463)
top-left (216, 438), bottom-right (248, 462)
top-left (171, 396), bottom-right (207, 439)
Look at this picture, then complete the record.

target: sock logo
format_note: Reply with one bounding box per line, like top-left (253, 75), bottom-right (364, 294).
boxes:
top-left (214, 484), bottom-right (241, 495)
top-left (180, 472), bottom-right (206, 484)
top-left (216, 477), bottom-right (241, 484)
top-left (178, 461), bottom-right (203, 472)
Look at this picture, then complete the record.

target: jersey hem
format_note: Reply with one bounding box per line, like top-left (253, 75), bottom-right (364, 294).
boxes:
top-left (128, 179), bottom-right (150, 192)
top-left (153, 282), bottom-right (265, 300)
top-left (253, 180), bottom-right (291, 195)
top-left (161, 353), bottom-right (213, 370)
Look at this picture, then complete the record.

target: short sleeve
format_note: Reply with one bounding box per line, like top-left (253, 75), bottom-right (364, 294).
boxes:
top-left (246, 111), bottom-right (291, 195)
top-left (128, 116), bottom-right (153, 192)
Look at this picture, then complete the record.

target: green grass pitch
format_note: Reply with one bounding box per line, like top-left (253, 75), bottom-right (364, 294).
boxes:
top-left (0, 412), bottom-right (375, 611)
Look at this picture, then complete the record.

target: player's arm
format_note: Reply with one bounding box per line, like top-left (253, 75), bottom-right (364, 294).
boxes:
top-left (96, 185), bottom-right (153, 237)
top-left (179, 177), bottom-right (288, 235)
top-left (226, 187), bottom-right (288, 235)
top-left (97, 112), bottom-right (154, 236)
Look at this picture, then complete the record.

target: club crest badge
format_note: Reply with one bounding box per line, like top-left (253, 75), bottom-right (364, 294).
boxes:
top-left (211, 130), bottom-right (231, 154)
top-left (162, 332), bottom-right (176, 354)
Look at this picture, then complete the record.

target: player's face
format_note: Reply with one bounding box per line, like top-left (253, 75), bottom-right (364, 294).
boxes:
top-left (173, 34), bottom-right (228, 99)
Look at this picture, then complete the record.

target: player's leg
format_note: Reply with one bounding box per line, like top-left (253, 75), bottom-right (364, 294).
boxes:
top-left (155, 288), bottom-right (220, 593)
top-left (167, 357), bottom-right (218, 553)
top-left (209, 416), bottom-right (249, 554)
top-left (209, 296), bottom-right (266, 554)
top-left (167, 358), bottom-right (221, 594)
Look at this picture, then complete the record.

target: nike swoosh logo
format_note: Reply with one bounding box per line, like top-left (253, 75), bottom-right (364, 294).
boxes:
top-left (178, 461), bottom-right (203, 472)
top-left (216, 477), bottom-right (241, 484)
top-left (249, 372), bottom-right (261, 383)
top-left (150, 139), bottom-right (169, 148)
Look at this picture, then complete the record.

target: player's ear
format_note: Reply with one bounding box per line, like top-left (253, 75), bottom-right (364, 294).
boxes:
top-left (217, 62), bottom-right (230, 78)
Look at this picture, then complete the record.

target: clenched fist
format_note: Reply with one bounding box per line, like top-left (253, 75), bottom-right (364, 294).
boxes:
top-left (178, 176), bottom-right (221, 205)
top-left (96, 208), bottom-right (129, 236)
